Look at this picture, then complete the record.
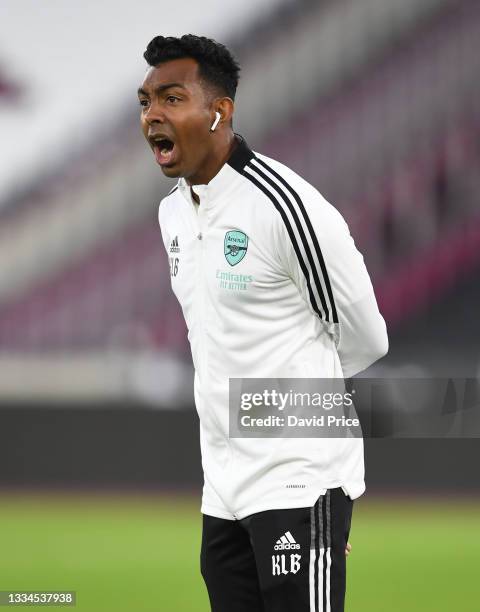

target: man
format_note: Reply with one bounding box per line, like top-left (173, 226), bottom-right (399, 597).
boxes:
top-left (138, 34), bottom-right (388, 612)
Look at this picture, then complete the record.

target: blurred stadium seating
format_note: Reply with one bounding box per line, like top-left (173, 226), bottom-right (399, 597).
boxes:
top-left (0, 0), bottom-right (478, 397)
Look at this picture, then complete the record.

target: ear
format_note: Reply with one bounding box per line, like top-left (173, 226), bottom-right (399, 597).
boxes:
top-left (213, 97), bottom-right (234, 127)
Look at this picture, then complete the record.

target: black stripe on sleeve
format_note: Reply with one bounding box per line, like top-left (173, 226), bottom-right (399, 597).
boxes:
top-left (242, 169), bottom-right (324, 320)
top-left (247, 160), bottom-right (330, 322)
top-left (254, 157), bottom-right (338, 324)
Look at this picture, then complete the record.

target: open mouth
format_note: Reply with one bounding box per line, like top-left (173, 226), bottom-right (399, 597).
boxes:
top-left (152, 138), bottom-right (177, 167)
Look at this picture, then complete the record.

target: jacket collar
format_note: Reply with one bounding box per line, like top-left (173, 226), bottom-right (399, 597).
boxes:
top-left (226, 133), bottom-right (255, 173)
top-left (177, 134), bottom-right (254, 205)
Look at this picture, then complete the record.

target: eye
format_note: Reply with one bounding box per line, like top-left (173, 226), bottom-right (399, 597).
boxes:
top-left (166, 95), bottom-right (180, 104)
top-left (138, 99), bottom-right (149, 108)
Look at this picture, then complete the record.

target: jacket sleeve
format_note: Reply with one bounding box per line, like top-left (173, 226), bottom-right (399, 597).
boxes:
top-left (276, 190), bottom-right (388, 378)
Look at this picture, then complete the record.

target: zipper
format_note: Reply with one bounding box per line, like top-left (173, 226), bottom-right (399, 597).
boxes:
top-left (196, 203), bottom-right (206, 383)
top-left (196, 200), bottom-right (225, 435)
top-left (193, 190), bottom-right (234, 514)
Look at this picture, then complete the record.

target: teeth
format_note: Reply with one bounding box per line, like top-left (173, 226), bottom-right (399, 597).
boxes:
top-left (161, 148), bottom-right (169, 155)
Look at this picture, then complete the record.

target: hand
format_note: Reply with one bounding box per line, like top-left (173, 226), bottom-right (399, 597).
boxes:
top-left (345, 542), bottom-right (352, 557)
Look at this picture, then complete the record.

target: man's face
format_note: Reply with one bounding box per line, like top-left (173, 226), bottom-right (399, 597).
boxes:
top-left (138, 57), bottom-right (215, 183)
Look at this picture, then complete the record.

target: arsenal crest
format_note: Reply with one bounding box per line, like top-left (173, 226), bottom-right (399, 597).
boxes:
top-left (224, 230), bottom-right (248, 266)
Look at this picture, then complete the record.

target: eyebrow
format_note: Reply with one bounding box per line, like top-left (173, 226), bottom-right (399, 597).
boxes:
top-left (137, 82), bottom-right (186, 96)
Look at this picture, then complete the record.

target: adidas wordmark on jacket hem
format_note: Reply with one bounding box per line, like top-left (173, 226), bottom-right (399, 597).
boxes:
top-left (158, 136), bottom-right (388, 520)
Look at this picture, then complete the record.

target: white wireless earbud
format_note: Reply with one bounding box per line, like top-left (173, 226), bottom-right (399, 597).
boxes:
top-left (210, 111), bottom-right (221, 132)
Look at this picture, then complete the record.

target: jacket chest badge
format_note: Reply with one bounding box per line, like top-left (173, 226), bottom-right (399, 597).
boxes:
top-left (224, 230), bottom-right (248, 266)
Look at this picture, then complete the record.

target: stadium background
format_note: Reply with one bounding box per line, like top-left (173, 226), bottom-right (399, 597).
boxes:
top-left (0, 0), bottom-right (479, 610)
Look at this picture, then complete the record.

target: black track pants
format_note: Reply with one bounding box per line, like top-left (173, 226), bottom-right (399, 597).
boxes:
top-left (200, 487), bottom-right (354, 612)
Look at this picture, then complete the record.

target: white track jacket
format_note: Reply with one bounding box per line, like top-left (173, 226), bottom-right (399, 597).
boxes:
top-left (158, 135), bottom-right (388, 520)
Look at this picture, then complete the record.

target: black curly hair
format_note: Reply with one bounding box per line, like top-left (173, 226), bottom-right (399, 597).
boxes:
top-left (143, 34), bottom-right (240, 100)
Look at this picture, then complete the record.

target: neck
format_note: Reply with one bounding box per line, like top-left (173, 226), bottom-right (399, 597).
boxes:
top-left (186, 131), bottom-right (236, 187)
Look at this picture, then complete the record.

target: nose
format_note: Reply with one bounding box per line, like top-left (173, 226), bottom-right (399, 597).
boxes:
top-left (144, 101), bottom-right (165, 124)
